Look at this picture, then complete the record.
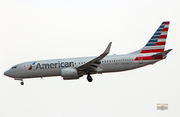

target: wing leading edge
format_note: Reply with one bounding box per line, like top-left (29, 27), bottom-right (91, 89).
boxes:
top-left (77, 42), bottom-right (112, 76)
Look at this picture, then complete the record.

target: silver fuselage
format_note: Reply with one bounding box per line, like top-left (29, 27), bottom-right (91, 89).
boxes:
top-left (4, 53), bottom-right (160, 80)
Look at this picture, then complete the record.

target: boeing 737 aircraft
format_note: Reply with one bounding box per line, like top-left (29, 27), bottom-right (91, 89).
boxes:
top-left (4, 21), bottom-right (172, 85)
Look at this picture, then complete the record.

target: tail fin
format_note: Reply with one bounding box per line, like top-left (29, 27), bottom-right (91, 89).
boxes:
top-left (140, 21), bottom-right (170, 54)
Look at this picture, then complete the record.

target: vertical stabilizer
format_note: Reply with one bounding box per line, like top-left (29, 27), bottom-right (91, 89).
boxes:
top-left (140, 21), bottom-right (170, 54)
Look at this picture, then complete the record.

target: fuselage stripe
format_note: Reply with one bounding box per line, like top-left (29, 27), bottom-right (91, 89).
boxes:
top-left (135, 56), bottom-right (163, 61)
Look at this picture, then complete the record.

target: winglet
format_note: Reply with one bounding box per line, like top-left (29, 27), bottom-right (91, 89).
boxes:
top-left (103, 42), bottom-right (112, 55)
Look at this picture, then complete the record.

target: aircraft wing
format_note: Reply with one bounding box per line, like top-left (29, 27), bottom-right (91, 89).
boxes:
top-left (77, 42), bottom-right (112, 76)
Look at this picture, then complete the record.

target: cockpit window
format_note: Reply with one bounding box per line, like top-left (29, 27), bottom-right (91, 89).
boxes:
top-left (11, 66), bottom-right (17, 69)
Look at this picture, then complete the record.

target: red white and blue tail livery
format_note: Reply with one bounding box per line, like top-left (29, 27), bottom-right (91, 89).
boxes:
top-left (134, 21), bottom-right (171, 64)
top-left (141, 21), bottom-right (169, 54)
top-left (4, 21), bottom-right (172, 85)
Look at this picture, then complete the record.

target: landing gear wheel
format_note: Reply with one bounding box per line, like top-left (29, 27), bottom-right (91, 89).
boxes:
top-left (20, 80), bottom-right (24, 85)
top-left (87, 74), bottom-right (93, 82)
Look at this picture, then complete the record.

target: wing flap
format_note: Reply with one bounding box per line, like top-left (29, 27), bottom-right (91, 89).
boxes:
top-left (77, 42), bottom-right (112, 75)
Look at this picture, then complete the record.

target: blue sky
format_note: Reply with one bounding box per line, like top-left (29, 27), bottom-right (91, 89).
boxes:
top-left (0, 0), bottom-right (179, 117)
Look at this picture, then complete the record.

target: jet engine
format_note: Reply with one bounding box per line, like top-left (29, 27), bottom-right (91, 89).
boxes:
top-left (61, 68), bottom-right (79, 80)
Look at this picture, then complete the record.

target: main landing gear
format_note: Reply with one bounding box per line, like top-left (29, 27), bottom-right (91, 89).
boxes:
top-left (20, 79), bottom-right (24, 85)
top-left (87, 74), bottom-right (93, 82)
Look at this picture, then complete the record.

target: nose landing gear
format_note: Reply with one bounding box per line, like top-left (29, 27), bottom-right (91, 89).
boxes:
top-left (20, 79), bottom-right (24, 85)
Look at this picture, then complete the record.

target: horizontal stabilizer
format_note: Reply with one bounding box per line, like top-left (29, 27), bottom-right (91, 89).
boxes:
top-left (153, 49), bottom-right (172, 58)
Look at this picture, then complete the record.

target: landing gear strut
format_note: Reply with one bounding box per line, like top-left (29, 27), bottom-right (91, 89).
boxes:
top-left (20, 80), bottom-right (24, 85)
top-left (87, 74), bottom-right (93, 82)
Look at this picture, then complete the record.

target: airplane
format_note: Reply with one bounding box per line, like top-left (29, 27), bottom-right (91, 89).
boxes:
top-left (4, 21), bottom-right (172, 85)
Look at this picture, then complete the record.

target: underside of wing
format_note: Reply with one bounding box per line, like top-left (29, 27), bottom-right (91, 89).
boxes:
top-left (77, 42), bottom-right (112, 76)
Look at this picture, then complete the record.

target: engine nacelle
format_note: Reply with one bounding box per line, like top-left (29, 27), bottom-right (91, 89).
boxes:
top-left (61, 68), bottom-right (79, 80)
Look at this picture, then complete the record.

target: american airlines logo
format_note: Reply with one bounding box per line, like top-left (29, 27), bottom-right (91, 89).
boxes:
top-left (28, 61), bottom-right (75, 70)
top-left (28, 62), bottom-right (36, 70)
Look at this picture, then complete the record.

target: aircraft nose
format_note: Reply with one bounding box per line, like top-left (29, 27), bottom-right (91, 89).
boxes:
top-left (4, 70), bottom-right (11, 77)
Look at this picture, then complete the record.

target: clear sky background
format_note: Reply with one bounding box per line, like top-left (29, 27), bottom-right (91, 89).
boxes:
top-left (0, 0), bottom-right (179, 117)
